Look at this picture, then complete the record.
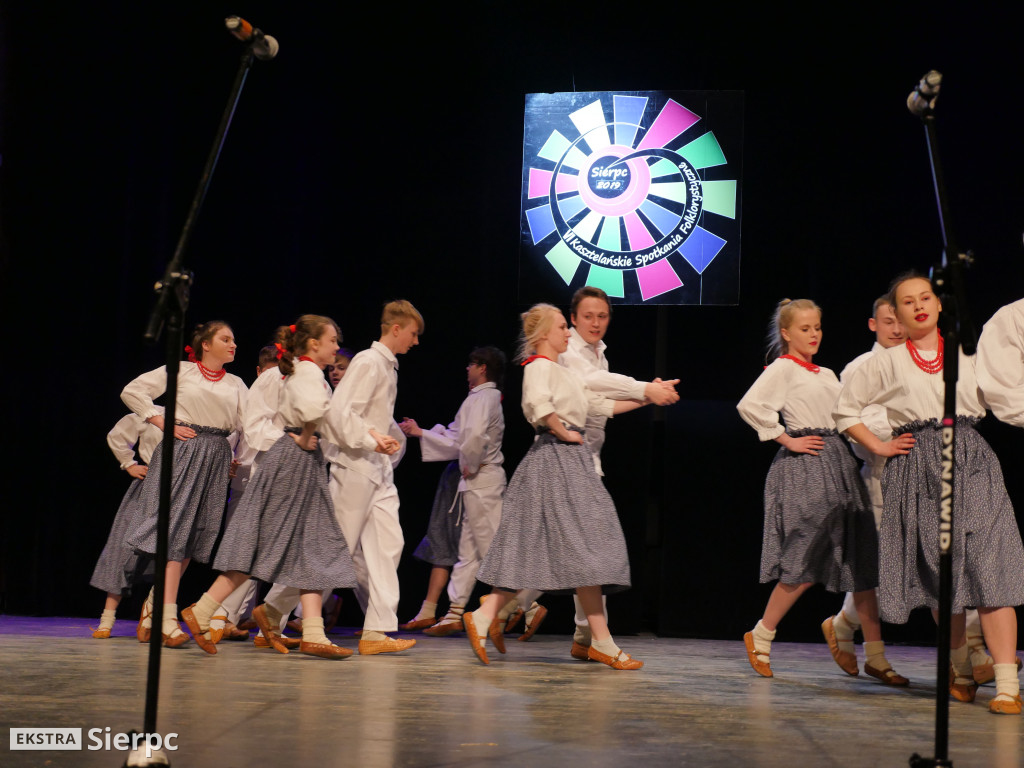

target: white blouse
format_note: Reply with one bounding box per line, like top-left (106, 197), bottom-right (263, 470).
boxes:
top-left (106, 407), bottom-right (164, 469)
top-left (522, 356), bottom-right (614, 430)
top-left (243, 366), bottom-right (285, 454)
top-left (834, 343), bottom-right (986, 433)
top-left (737, 357), bottom-right (841, 441)
top-left (121, 362), bottom-right (248, 432)
top-left (977, 299), bottom-right (1024, 428)
top-left (280, 360), bottom-right (332, 428)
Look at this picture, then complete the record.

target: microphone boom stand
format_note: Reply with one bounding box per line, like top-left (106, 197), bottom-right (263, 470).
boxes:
top-left (129, 40), bottom-right (259, 768)
top-left (907, 70), bottom-right (977, 768)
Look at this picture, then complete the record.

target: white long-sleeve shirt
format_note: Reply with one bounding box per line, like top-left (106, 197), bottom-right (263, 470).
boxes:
top-left (280, 360), bottom-right (332, 428)
top-left (419, 382), bottom-right (505, 490)
top-left (522, 356), bottom-right (614, 431)
top-left (977, 298), bottom-right (1024, 428)
top-left (840, 342), bottom-right (893, 460)
top-left (558, 327), bottom-right (647, 475)
top-left (243, 367), bottom-right (286, 453)
top-left (121, 362), bottom-right (248, 434)
top-left (323, 341), bottom-right (400, 482)
top-left (107, 407), bottom-right (164, 469)
top-left (834, 344), bottom-right (986, 433)
top-left (736, 357), bottom-right (841, 440)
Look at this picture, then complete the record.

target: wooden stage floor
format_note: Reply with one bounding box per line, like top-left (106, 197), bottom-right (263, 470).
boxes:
top-left (1, 616), bottom-right (1021, 767)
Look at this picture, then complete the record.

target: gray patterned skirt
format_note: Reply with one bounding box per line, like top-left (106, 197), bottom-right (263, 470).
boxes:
top-left (128, 425), bottom-right (232, 563)
top-left (90, 477), bottom-right (148, 594)
top-left (412, 461), bottom-right (462, 567)
top-left (761, 429), bottom-right (878, 593)
top-left (878, 417), bottom-right (1024, 623)
top-left (213, 433), bottom-right (357, 591)
top-left (477, 429), bottom-right (630, 595)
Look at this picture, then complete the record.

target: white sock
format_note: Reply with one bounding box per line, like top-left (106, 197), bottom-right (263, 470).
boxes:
top-left (362, 630), bottom-right (388, 642)
top-left (302, 616), bottom-right (331, 645)
top-left (591, 636), bottom-right (621, 658)
top-left (141, 588), bottom-right (154, 629)
top-left (162, 604), bottom-right (183, 637)
top-left (495, 597), bottom-right (516, 621)
top-left (993, 663), bottom-right (1021, 702)
top-left (951, 643), bottom-right (973, 684)
top-left (191, 593), bottom-right (220, 630)
top-left (98, 609), bottom-right (116, 631)
top-left (469, 608), bottom-right (489, 646)
top-left (833, 611), bottom-right (857, 656)
top-left (416, 601), bottom-right (437, 621)
top-left (440, 605), bottom-right (465, 623)
top-left (752, 620), bottom-right (776, 664)
top-left (864, 640), bottom-right (890, 672)
top-left (574, 626), bottom-right (592, 646)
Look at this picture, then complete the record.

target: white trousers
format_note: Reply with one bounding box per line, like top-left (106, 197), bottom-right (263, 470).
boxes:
top-left (330, 465), bottom-right (403, 633)
top-left (219, 579), bottom-right (258, 625)
top-left (447, 484), bottom-right (504, 607)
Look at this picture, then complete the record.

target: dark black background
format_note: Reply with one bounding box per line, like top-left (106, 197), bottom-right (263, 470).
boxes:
top-left (2, 4), bottom-right (1023, 644)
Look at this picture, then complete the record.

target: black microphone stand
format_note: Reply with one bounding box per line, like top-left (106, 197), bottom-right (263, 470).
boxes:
top-left (126, 29), bottom-right (265, 768)
top-left (907, 70), bottom-right (977, 768)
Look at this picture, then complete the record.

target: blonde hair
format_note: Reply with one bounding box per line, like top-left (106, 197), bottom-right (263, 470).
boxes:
top-left (516, 303), bottom-right (561, 362)
top-left (381, 299), bottom-right (424, 335)
top-left (765, 298), bottom-right (821, 363)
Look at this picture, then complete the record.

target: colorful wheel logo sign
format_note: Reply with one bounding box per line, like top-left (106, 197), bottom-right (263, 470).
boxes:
top-left (521, 92), bottom-right (741, 304)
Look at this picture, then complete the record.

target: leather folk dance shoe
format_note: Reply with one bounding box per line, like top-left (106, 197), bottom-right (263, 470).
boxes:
top-left (821, 616), bottom-right (859, 676)
top-left (398, 616), bottom-right (436, 631)
top-left (137, 600), bottom-right (152, 644)
top-left (570, 641), bottom-right (593, 661)
top-left (463, 612), bottom-right (489, 665)
top-left (518, 604), bottom-right (548, 642)
top-left (487, 618), bottom-right (507, 654)
top-left (254, 633), bottom-right (301, 650)
top-left (181, 605), bottom-right (217, 655)
top-left (744, 631), bottom-right (773, 678)
top-left (864, 663), bottom-right (909, 686)
top-left (357, 636), bottom-right (417, 655)
top-left (587, 646), bottom-right (644, 670)
top-left (989, 694), bottom-right (1023, 715)
top-left (252, 604), bottom-right (289, 654)
top-left (299, 641), bottom-right (354, 660)
top-left (423, 618), bottom-right (464, 637)
top-left (949, 667), bottom-right (979, 704)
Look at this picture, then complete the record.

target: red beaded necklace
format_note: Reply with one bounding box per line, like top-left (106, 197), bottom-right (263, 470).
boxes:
top-left (906, 334), bottom-right (944, 374)
top-left (298, 356), bottom-right (315, 363)
top-left (196, 359), bottom-right (226, 382)
top-left (780, 354), bottom-right (819, 373)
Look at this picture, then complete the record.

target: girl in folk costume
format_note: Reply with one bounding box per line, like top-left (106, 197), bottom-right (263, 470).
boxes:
top-left (122, 321), bottom-right (248, 646)
top-left (738, 299), bottom-right (905, 684)
top-left (835, 275), bottom-right (1024, 714)
top-left (89, 408), bottom-right (164, 639)
top-left (464, 304), bottom-right (643, 670)
top-left (182, 316), bottom-right (359, 659)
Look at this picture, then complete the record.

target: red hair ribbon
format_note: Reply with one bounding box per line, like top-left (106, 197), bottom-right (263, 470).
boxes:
top-left (274, 342), bottom-right (285, 360)
top-left (521, 355), bottom-right (551, 366)
top-left (184, 345), bottom-right (197, 363)
top-left (289, 325), bottom-right (296, 334)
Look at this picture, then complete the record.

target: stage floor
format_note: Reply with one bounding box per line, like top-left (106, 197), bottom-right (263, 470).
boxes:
top-left (1, 616), bottom-right (1021, 767)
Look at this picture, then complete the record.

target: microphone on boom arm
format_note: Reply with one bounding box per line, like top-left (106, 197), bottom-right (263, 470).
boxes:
top-left (907, 70), bottom-right (941, 118)
top-left (225, 16), bottom-right (279, 61)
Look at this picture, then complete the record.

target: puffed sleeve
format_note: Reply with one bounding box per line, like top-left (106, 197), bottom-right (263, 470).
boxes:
top-left (243, 369), bottom-right (284, 453)
top-left (584, 384), bottom-right (616, 419)
top-left (833, 353), bottom-right (901, 434)
top-left (289, 361), bottom-right (331, 424)
top-left (736, 361), bottom-right (789, 441)
top-left (107, 413), bottom-right (145, 469)
top-left (324, 355), bottom-right (381, 453)
top-left (521, 361), bottom-right (556, 426)
top-left (121, 366), bottom-right (168, 421)
top-left (977, 304), bottom-right (1024, 428)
